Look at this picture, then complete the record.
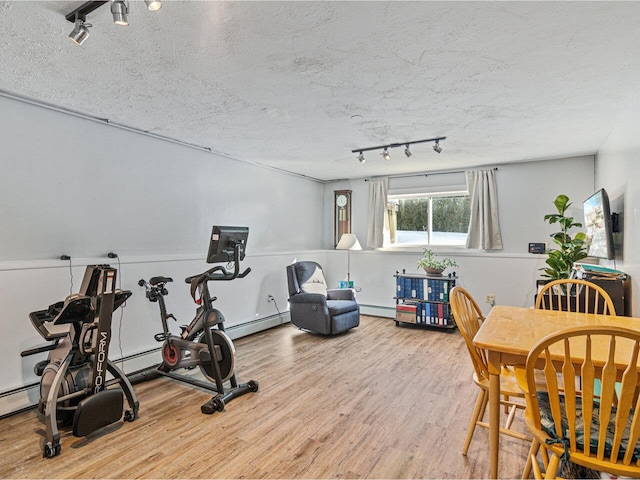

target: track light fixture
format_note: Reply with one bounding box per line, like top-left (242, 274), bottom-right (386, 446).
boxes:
top-left (145, 0), bottom-right (162, 11)
top-left (65, 0), bottom-right (161, 45)
top-left (351, 136), bottom-right (446, 163)
top-left (111, 0), bottom-right (129, 26)
top-left (69, 16), bottom-right (92, 45)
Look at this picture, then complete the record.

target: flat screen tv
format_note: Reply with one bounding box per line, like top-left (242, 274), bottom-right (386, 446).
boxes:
top-left (206, 226), bottom-right (249, 264)
top-left (583, 189), bottom-right (614, 260)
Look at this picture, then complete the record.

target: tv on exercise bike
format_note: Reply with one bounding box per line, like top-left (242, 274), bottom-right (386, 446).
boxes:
top-left (206, 226), bottom-right (249, 264)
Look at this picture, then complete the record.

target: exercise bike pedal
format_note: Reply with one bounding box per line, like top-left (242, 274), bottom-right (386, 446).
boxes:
top-left (154, 332), bottom-right (168, 342)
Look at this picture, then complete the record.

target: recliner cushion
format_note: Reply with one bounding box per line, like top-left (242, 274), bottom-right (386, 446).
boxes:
top-left (327, 299), bottom-right (358, 316)
top-left (295, 262), bottom-right (328, 296)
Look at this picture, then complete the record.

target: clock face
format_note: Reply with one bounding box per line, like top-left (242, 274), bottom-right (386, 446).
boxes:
top-left (336, 194), bottom-right (347, 207)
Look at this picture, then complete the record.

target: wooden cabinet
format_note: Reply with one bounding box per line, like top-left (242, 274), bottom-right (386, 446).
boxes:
top-left (394, 272), bottom-right (457, 331)
top-left (535, 276), bottom-right (630, 316)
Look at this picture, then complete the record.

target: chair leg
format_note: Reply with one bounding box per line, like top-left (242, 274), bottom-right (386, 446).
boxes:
top-left (503, 394), bottom-right (509, 414)
top-left (478, 387), bottom-right (489, 422)
top-left (540, 445), bottom-right (549, 469)
top-left (462, 389), bottom-right (486, 455)
top-left (505, 404), bottom-right (517, 429)
top-left (531, 453), bottom-right (543, 479)
top-left (522, 439), bottom-right (540, 479)
top-left (544, 453), bottom-right (560, 479)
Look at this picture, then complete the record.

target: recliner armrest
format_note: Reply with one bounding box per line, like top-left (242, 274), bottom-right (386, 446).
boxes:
top-left (327, 289), bottom-right (356, 301)
top-left (288, 293), bottom-right (328, 305)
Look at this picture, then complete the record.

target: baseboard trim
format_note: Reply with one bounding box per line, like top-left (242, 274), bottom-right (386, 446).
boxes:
top-left (360, 304), bottom-right (395, 318)
top-left (0, 313), bottom-right (290, 418)
top-left (226, 312), bottom-right (290, 339)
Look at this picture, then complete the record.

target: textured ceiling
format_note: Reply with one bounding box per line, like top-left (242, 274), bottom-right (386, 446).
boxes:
top-left (2, 1), bottom-right (640, 181)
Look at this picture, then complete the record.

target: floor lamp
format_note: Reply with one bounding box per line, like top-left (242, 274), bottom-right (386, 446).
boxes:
top-left (335, 233), bottom-right (362, 285)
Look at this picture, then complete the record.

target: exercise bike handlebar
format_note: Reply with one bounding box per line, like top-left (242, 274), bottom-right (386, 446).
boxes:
top-left (185, 244), bottom-right (250, 285)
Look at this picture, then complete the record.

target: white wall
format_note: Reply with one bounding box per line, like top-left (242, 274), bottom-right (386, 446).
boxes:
top-left (324, 156), bottom-right (596, 315)
top-left (595, 91), bottom-right (640, 316)
top-left (0, 95), bottom-right (322, 261)
top-left (0, 95), bottom-right (324, 414)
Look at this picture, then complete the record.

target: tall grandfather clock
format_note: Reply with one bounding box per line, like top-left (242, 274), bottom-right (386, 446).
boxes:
top-left (334, 190), bottom-right (352, 247)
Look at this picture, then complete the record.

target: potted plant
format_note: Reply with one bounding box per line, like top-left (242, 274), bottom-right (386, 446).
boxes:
top-left (541, 194), bottom-right (588, 281)
top-left (417, 249), bottom-right (457, 276)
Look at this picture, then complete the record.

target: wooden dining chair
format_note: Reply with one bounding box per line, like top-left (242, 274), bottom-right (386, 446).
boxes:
top-left (517, 325), bottom-right (640, 479)
top-left (537, 278), bottom-right (618, 427)
top-left (449, 287), bottom-right (532, 460)
top-left (536, 279), bottom-right (616, 315)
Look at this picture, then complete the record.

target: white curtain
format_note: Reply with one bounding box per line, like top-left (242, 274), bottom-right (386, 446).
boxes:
top-left (465, 169), bottom-right (503, 250)
top-left (367, 178), bottom-right (388, 248)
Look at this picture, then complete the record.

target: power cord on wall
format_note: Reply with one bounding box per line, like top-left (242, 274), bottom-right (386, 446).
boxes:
top-left (271, 297), bottom-right (285, 325)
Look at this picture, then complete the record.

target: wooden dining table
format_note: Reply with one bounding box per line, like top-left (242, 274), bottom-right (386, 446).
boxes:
top-left (473, 304), bottom-right (640, 479)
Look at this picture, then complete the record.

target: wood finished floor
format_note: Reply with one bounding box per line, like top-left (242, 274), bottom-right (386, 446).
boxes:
top-left (0, 316), bottom-right (531, 479)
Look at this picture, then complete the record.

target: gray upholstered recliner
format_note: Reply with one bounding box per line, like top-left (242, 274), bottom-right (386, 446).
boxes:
top-left (286, 261), bottom-right (360, 335)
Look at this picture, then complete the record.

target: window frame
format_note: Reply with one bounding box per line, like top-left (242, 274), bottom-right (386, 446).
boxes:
top-left (386, 188), bottom-right (470, 249)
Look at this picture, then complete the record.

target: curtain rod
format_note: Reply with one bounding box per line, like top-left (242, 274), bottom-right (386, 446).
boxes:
top-left (364, 167), bottom-right (497, 181)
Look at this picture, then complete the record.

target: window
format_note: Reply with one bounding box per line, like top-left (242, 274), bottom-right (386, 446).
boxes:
top-left (387, 192), bottom-right (470, 246)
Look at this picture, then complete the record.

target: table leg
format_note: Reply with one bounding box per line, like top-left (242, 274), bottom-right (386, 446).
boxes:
top-left (487, 351), bottom-right (502, 479)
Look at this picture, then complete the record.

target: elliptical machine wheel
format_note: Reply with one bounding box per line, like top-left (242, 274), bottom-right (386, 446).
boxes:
top-left (197, 328), bottom-right (235, 383)
top-left (43, 442), bottom-right (61, 458)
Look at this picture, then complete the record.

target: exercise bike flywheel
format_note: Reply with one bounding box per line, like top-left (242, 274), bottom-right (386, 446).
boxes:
top-left (197, 328), bottom-right (236, 383)
top-left (161, 342), bottom-right (182, 369)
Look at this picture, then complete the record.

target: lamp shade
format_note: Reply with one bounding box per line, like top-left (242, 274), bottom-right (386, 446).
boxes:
top-left (336, 233), bottom-right (362, 251)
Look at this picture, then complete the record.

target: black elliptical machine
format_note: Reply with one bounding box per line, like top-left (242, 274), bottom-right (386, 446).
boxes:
top-left (21, 265), bottom-right (139, 458)
top-left (138, 226), bottom-right (258, 414)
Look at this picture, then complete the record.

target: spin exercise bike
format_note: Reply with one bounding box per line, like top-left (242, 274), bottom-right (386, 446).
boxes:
top-left (21, 265), bottom-right (139, 458)
top-left (138, 226), bottom-right (258, 414)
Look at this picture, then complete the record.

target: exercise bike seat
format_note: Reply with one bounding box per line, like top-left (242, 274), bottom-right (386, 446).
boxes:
top-left (52, 294), bottom-right (94, 325)
top-left (150, 276), bottom-right (172, 286)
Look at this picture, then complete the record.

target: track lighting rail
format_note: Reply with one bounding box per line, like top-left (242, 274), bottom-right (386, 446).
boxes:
top-left (350, 136), bottom-right (446, 154)
top-left (65, 1), bottom-right (108, 23)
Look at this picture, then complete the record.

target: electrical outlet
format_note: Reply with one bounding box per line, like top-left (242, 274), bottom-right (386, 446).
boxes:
top-left (267, 294), bottom-right (274, 302)
top-left (486, 295), bottom-right (496, 306)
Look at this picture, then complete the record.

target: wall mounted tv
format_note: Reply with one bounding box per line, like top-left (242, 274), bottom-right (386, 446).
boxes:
top-left (583, 188), bottom-right (615, 260)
